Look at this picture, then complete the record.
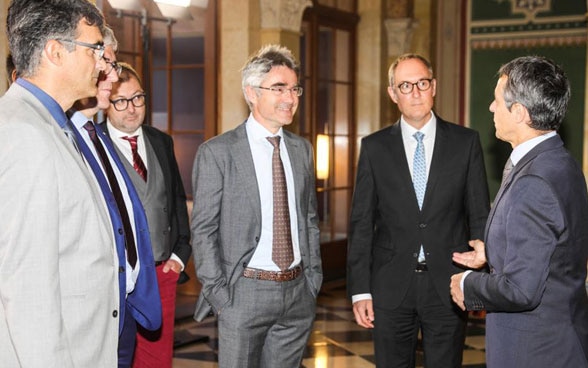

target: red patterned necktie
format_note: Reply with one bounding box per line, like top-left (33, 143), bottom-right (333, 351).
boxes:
top-left (266, 136), bottom-right (294, 271)
top-left (122, 135), bottom-right (148, 181)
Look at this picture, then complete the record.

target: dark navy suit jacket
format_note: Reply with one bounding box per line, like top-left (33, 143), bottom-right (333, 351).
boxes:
top-left (70, 120), bottom-right (162, 333)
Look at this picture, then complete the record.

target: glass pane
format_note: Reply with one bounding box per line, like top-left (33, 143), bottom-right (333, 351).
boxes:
top-left (332, 189), bottom-right (349, 238)
top-left (333, 136), bottom-right (349, 187)
top-left (317, 81), bottom-right (333, 134)
top-left (151, 70), bottom-right (168, 132)
top-left (152, 37), bottom-right (167, 68)
top-left (172, 133), bottom-right (204, 197)
top-left (335, 30), bottom-right (350, 81)
top-left (172, 36), bottom-right (204, 65)
top-left (171, 68), bottom-right (204, 131)
top-left (318, 27), bottom-right (334, 81)
top-left (334, 84), bottom-right (349, 135)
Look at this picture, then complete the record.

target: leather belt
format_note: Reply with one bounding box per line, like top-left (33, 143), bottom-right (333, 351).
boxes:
top-left (243, 265), bottom-right (302, 282)
top-left (415, 263), bottom-right (428, 272)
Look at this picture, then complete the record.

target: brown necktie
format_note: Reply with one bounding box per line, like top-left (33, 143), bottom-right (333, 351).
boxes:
top-left (84, 121), bottom-right (138, 267)
top-left (122, 136), bottom-right (148, 181)
top-left (266, 136), bottom-right (294, 271)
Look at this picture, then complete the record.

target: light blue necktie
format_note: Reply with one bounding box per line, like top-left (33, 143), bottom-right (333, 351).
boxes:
top-left (413, 132), bottom-right (426, 209)
top-left (413, 132), bottom-right (427, 263)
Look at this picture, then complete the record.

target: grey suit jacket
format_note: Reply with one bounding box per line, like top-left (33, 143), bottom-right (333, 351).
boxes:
top-left (191, 122), bottom-right (322, 321)
top-left (464, 135), bottom-right (588, 368)
top-left (0, 83), bottom-right (119, 367)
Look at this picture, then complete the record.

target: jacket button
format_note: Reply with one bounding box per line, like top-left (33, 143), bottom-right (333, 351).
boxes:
top-left (119, 266), bottom-right (125, 273)
top-left (112, 310), bottom-right (118, 318)
top-left (255, 236), bottom-right (260, 242)
top-left (118, 228), bottom-right (124, 235)
top-left (419, 223), bottom-right (427, 229)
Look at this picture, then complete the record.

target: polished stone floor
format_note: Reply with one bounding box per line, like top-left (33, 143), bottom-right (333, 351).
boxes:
top-left (172, 279), bottom-right (487, 368)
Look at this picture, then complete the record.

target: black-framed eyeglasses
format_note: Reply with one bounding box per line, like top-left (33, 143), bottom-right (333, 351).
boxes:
top-left (255, 85), bottom-right (303, 97)
top-left (103, 57), bottom-right (122, 76)
top-left (396, 78), bottom-right (433, 94)
top-left (110, 94), bottom-right (146, 111)
top-left (57, 39), bottom-right (105, 60)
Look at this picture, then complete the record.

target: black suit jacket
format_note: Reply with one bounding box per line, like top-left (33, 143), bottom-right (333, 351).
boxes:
top-left (347, 115), bottom-right (490, 309)
top-left (102, 123), bottom-right (192, 265)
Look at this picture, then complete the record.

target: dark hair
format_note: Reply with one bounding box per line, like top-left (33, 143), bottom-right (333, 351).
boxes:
top-left (7, 0), bottom-right (104, 77)
top-left (498, 56), bottom-right (570, 131)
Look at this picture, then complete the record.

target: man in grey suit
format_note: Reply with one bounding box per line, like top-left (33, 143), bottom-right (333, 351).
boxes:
top-left (105, 62), bottom-right (192, 368)
top-left (0, 0), bottom-right (119, 366)
top-left (191, 44), bottom-right (322, 367)
top-left (451, 56), bottom-right (588, 368)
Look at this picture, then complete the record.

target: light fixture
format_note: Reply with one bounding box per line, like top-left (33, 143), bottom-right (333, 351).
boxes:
top-left (154, 0), bottom-right (190, 7)
top-left (316, 134), bottom-right (330, 180)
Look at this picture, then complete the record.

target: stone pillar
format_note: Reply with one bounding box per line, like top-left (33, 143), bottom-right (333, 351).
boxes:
top-left (356, 0), bottom-right (387, 136)
top-left (259, 0), bottom-right (312, 63)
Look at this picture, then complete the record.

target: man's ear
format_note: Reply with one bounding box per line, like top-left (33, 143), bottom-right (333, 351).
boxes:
top-left (245, 85), bottom-right (258, 105)
top-left (511, 102), bottom-right (530, 124)
top-left (387, 86), bottom-right (399, 104)
top-left (44, 39), bottom-right (65, 67)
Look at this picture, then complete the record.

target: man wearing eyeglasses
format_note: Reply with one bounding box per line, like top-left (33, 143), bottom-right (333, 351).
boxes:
top-left (68, 30), bottom-right (162, 368)
top-left (103, 62), bottom-right (192, 368)
top-left (191, 44), bottom-right (322, 367)
top-left (348, 53), bottom-right (490, 367)
top-left (0, 1), bottom-right (120, 366)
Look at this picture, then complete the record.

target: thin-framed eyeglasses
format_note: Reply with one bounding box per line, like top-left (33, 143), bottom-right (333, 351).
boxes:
top-left (396, 78), bottom-right (433, 95)
top-left (103, 57), bottom-right (122, 76)
top-left (110, 94), bottom-right (146, 111)
top-left (254, 85), bottom-right (303, 97)
top-left (56, 39), bottom-right (105, 60)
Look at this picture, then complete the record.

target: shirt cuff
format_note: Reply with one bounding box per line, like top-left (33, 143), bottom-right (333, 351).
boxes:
top-left (170, 253), bottom-right (185, 271)
top-left (352, 293), bottom-right (372, 304)
top-left (461, 270), bottom-right (473, 291)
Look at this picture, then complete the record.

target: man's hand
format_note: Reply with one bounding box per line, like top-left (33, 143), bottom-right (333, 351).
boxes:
top-left (163, 259), bottom-right (181, 274)
top-left (452, 239), bottom-right (487, 269)
top-left (352, 299), bottom-right (375, 329)
top-left (450, 273), bottom-right (466, 311)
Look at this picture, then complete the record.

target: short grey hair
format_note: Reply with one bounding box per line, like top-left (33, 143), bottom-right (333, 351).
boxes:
top-left (241, 44), bottom-right (300, 108)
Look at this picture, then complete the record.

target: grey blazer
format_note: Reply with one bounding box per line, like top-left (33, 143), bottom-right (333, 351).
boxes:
top-left (0, 83), bottom-right (119, 366)
top-left (191, 122), bottom-right (322, 321)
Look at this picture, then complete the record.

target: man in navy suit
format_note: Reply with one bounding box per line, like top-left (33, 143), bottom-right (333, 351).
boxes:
top-left (451, 56), bottom-right (588, 368)
top-left (69, 27), bottom-right (161, 368)
top-left (348, 54), bottom-right (490, 367)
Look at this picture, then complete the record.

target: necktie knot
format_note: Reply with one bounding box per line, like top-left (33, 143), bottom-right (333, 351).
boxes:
top-left (501, 158), bottom-right (514, 184)
top-left (83, 121), bottom-right (97, 141)
top-left (267, 135), bottom-right (281, 148)
top-left (122, 135), bottom-right (147, 181)
top-left (413, 131), bottom-right (424, 143)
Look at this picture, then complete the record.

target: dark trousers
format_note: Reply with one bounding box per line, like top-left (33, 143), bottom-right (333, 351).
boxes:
top-left (373, 271), bottom-right (467, 368)
top-left (118, 305), bottom-right (138, 368)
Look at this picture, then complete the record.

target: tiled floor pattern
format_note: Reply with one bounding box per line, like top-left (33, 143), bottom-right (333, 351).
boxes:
top-left (172, 279), bottom-right (487, 368)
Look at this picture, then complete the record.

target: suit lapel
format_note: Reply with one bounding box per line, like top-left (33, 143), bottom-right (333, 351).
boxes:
top-left (230, 123), bottom-right (262, 224)
top-left (389, 122), bottom-right (424, 212)
top-left (423, 118), bottom-right (448, 212)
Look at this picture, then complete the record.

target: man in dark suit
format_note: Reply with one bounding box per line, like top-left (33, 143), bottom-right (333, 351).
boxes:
top-left (105, 62), bottom-right (191, 368)
top-left (69, 33), bottom-right (162, 368)
top-left (191, 44), bottom-right (322, 367)
top-left (347, 53), bottom-right (490, 367)
top-left (450, 56), bottom-right (588, 368)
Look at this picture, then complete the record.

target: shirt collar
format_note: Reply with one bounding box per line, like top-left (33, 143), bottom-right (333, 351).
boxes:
top-left (400, 113), bottom-right (437, 141)
top-left (16, 78), bottom-right (68, 129)
top-left (106, 118), bottom-right (143, 140)
top-left (510, 131), bottom-right (557, 166)
top-left (246, 113), bottom-right (284, 142)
